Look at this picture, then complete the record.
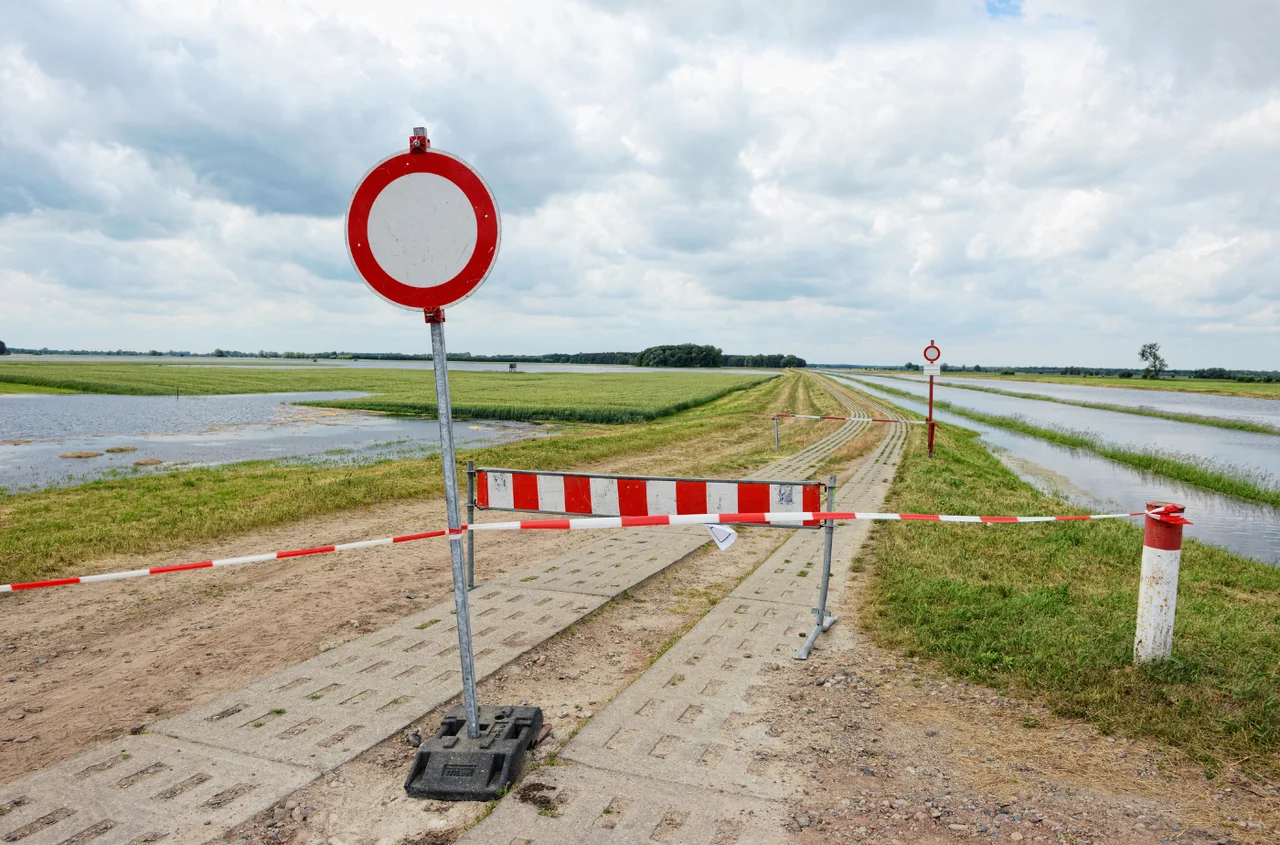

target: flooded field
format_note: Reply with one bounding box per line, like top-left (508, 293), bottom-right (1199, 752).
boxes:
top-left (0, 391), bottom-right (542, 492)
top-left (909, 375), bottom-right (1280, 427)
top-left (835, 376), bottom-right (1280, 564)
top-left (865, 376), bottom-right (1280, 480)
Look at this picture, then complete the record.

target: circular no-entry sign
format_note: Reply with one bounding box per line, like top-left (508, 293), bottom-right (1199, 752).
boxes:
top-left (345, 147), bottom-right (500, 311)
top-left (923, 341), bottom-right (941, 363)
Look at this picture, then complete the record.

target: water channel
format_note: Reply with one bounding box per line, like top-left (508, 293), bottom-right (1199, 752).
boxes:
top-left (831, 375), bottom-right (1280, 564)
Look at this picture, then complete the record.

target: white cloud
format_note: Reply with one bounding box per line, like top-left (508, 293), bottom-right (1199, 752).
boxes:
top-left (0, 0), bottom-right (1276, 367)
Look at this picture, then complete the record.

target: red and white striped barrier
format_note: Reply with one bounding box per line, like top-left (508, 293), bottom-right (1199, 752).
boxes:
top-left (475, 468), bottom-right (823, 524)
top-left (0, 506), bottom-right (1187, 593)
top-left (772, 413), bottom-right (927, 425)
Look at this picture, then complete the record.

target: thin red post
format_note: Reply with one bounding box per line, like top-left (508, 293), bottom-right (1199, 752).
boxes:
top-left (927, 374), bottom-right (936, 457)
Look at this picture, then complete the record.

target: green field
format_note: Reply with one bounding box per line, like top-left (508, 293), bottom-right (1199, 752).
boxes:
top-left (0, 371), bottom-right (846, 585)
top-left (0, 361), bottom-right (771, 423)
top-left (917, 371), bottom-right (1280, 398)
top-left (860, 415), bottom-right (1280, 777)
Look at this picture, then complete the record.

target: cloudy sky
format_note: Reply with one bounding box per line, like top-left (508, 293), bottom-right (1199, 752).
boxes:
top-left (1, 1), bottom-right (1277, 367)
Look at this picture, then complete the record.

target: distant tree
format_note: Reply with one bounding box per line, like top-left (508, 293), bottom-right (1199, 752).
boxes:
top-left (1118, 370), bottom-right (1133, 378)
top-left (0, 339), bottom-right (7, 355)
top-left (1139, 343), bottom-right (1167, 379)
top-left (904, 362), bottom-right (920, 371)
top-left (973, 365), bottom-right (983, 372)
top-left (213, 348), bottom-right (226, 358)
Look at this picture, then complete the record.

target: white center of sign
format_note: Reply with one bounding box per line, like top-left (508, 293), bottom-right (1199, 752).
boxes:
top-left (365, 173), bottom-right (478, 288)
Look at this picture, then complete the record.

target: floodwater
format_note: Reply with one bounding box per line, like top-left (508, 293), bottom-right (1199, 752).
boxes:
top-left (903, 375), bottom-right (1280, 428)
top-left (862, 376), bottom-right (1280, 481)
top-left (833, 376), bottom-right (1280, 564)
top-left (11, 355), bottom-right (777, 376)
top-left (0, 392), bottom-right (543, 493)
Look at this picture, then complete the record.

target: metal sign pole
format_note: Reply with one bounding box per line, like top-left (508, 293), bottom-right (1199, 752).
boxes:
top-left (795, 474), bottom-right (838, 660)
top-left (774, 416), bottom-right (780, 452)
top-left (427, 309), bottom-right (480, 739)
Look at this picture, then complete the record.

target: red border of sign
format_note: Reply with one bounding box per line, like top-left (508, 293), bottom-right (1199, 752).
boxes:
top-left (923, 342), bottom-right (941, 362)
top-left (345, 149), bottom-right (500, 311)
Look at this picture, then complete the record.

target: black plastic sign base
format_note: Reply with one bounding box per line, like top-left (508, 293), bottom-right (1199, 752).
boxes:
top-left (404, 705), bottom-right (543, 801)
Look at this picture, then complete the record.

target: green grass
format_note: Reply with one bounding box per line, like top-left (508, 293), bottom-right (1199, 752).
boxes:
top-left (863, 423), bottom-right (1280, 777)
top-left (0, 361), bottom-right (771, 423)
top-left (918, 371), bottom-right (1280, 398)
top-left (0, 381), bottom-right (78, 395)
top-left (0, 371), bottom-right (846, 585)
top-left (850, 378), bottom-right (1280, 509)
top-left (881, 375), bottom-right (1280, 436)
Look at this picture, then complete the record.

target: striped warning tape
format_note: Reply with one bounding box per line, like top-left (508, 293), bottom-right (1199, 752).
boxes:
top-left (773, 413), bottom-right (928, 424)
top-left (0, 506), bottom-right (1187, 593)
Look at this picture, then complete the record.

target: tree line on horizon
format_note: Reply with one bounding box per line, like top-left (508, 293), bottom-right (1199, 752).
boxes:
top-left (0, 342), bottom-right (806, 369)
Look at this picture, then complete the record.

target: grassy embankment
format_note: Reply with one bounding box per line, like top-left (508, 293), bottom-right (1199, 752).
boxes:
top-left (0, 371), bottom-right (851, 585)
top-left (0, 361), bottom-right (770, 423)
top-left (859, 416), bottom-right (1280, 777)
top-left (0, 381), bottom-right (78, 395)
top-left (878, 375), bottom-right (1280, 436)
top-left (913, 371), bottom-right (1280, 399)
top-left (852, 378), bottom-right (1280, 509)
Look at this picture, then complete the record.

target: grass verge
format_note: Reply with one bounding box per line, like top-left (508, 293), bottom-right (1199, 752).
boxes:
top-left (0, 372), bottom-right (846, 585)
top-left (851, 378), bottom-right (1280, 509)
top-left (861, 423), bottom-right (1280, 777)
top-left (880, 375), bottom-right (1280, 436)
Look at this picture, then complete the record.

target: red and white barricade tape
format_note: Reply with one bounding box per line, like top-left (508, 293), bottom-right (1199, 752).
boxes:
top-left (0, 506), bottom-right (1187, 593)
top-left (773, 413), bottom-right (927, 425)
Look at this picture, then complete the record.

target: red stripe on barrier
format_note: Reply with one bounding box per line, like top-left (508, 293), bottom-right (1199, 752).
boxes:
top-left (618, 479), bottom-right (649, 517)
top-left (11, 577), bottom-right (82, 591)
top-left (675, 481), bottom-right (707, 515)
top-left (277, 546), bottom-right (336, 558)
top-left (393, 530), bottom-right (449, 543)
top-left (150, 561), bottom-right (214, 575)
top-left (522, 519), bottom-right (572, 530)
top-left (979, 516), bottom-right (1019, 523)
top-left (900, 513), bottom-right (941, 521)
top-left (476, 471), bottom-right (489, 508)
top-left (1053, 515), bottom-right (1091, 521)
top-left (802, 484), bottom-right (821, 527)
top-left (512, 473), bottom-right (540, 511)
top-left (738, 483), bottom-right (769, 514)
top-left (731, 513), bottom-right (771, 524)
top-left (564, 476), bottom-right (592, 514)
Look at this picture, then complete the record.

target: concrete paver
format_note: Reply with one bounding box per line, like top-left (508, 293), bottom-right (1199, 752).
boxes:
top-left (462, 419), bottom-right (907, 842)
top-left (1, 390), bottom-right (873, 844)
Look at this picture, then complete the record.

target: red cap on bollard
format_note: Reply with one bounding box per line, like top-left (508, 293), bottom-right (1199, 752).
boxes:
top-left (1143, 501), bottom-right (1185, 551)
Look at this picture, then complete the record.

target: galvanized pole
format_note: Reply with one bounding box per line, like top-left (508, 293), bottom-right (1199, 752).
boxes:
top-left (774, 416), bottom-right (780, 452)
top-left (795, 474), bottom-right (838, 660)
top-left (466, 459), bottom-right (476, 590)
top-left (427, 310), bottom-right (480, 738)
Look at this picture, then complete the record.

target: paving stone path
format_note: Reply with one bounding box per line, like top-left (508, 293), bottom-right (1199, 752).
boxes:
top-left (0, 389), bottom-right (880, 845)
top-left (461, 419), bottom-right (908, 844)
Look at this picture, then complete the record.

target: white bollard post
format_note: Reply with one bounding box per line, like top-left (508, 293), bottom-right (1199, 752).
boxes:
top-left (1133, 501), bottom-right (1186, 664)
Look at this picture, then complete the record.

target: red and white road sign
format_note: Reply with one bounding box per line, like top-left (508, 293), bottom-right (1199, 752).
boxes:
top-left (923, 341), bottom-right (941, 363)
top-left (345, 142), bottom-right (500, 311)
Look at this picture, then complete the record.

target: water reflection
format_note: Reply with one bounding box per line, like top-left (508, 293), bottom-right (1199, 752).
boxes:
top-left (832, 376), bottom-right (1280, 565)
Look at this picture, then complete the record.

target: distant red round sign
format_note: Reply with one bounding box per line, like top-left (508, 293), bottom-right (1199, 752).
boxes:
top-left (346, 148), bottom-right (500, 311)
top-left (923, 341), bottom-right (941, 363)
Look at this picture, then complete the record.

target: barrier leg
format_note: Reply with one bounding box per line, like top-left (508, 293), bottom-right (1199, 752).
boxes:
top-left (1134, 501), bottom-right (1186, 663)
top-left (796, 474), bottom-right (838, 660)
